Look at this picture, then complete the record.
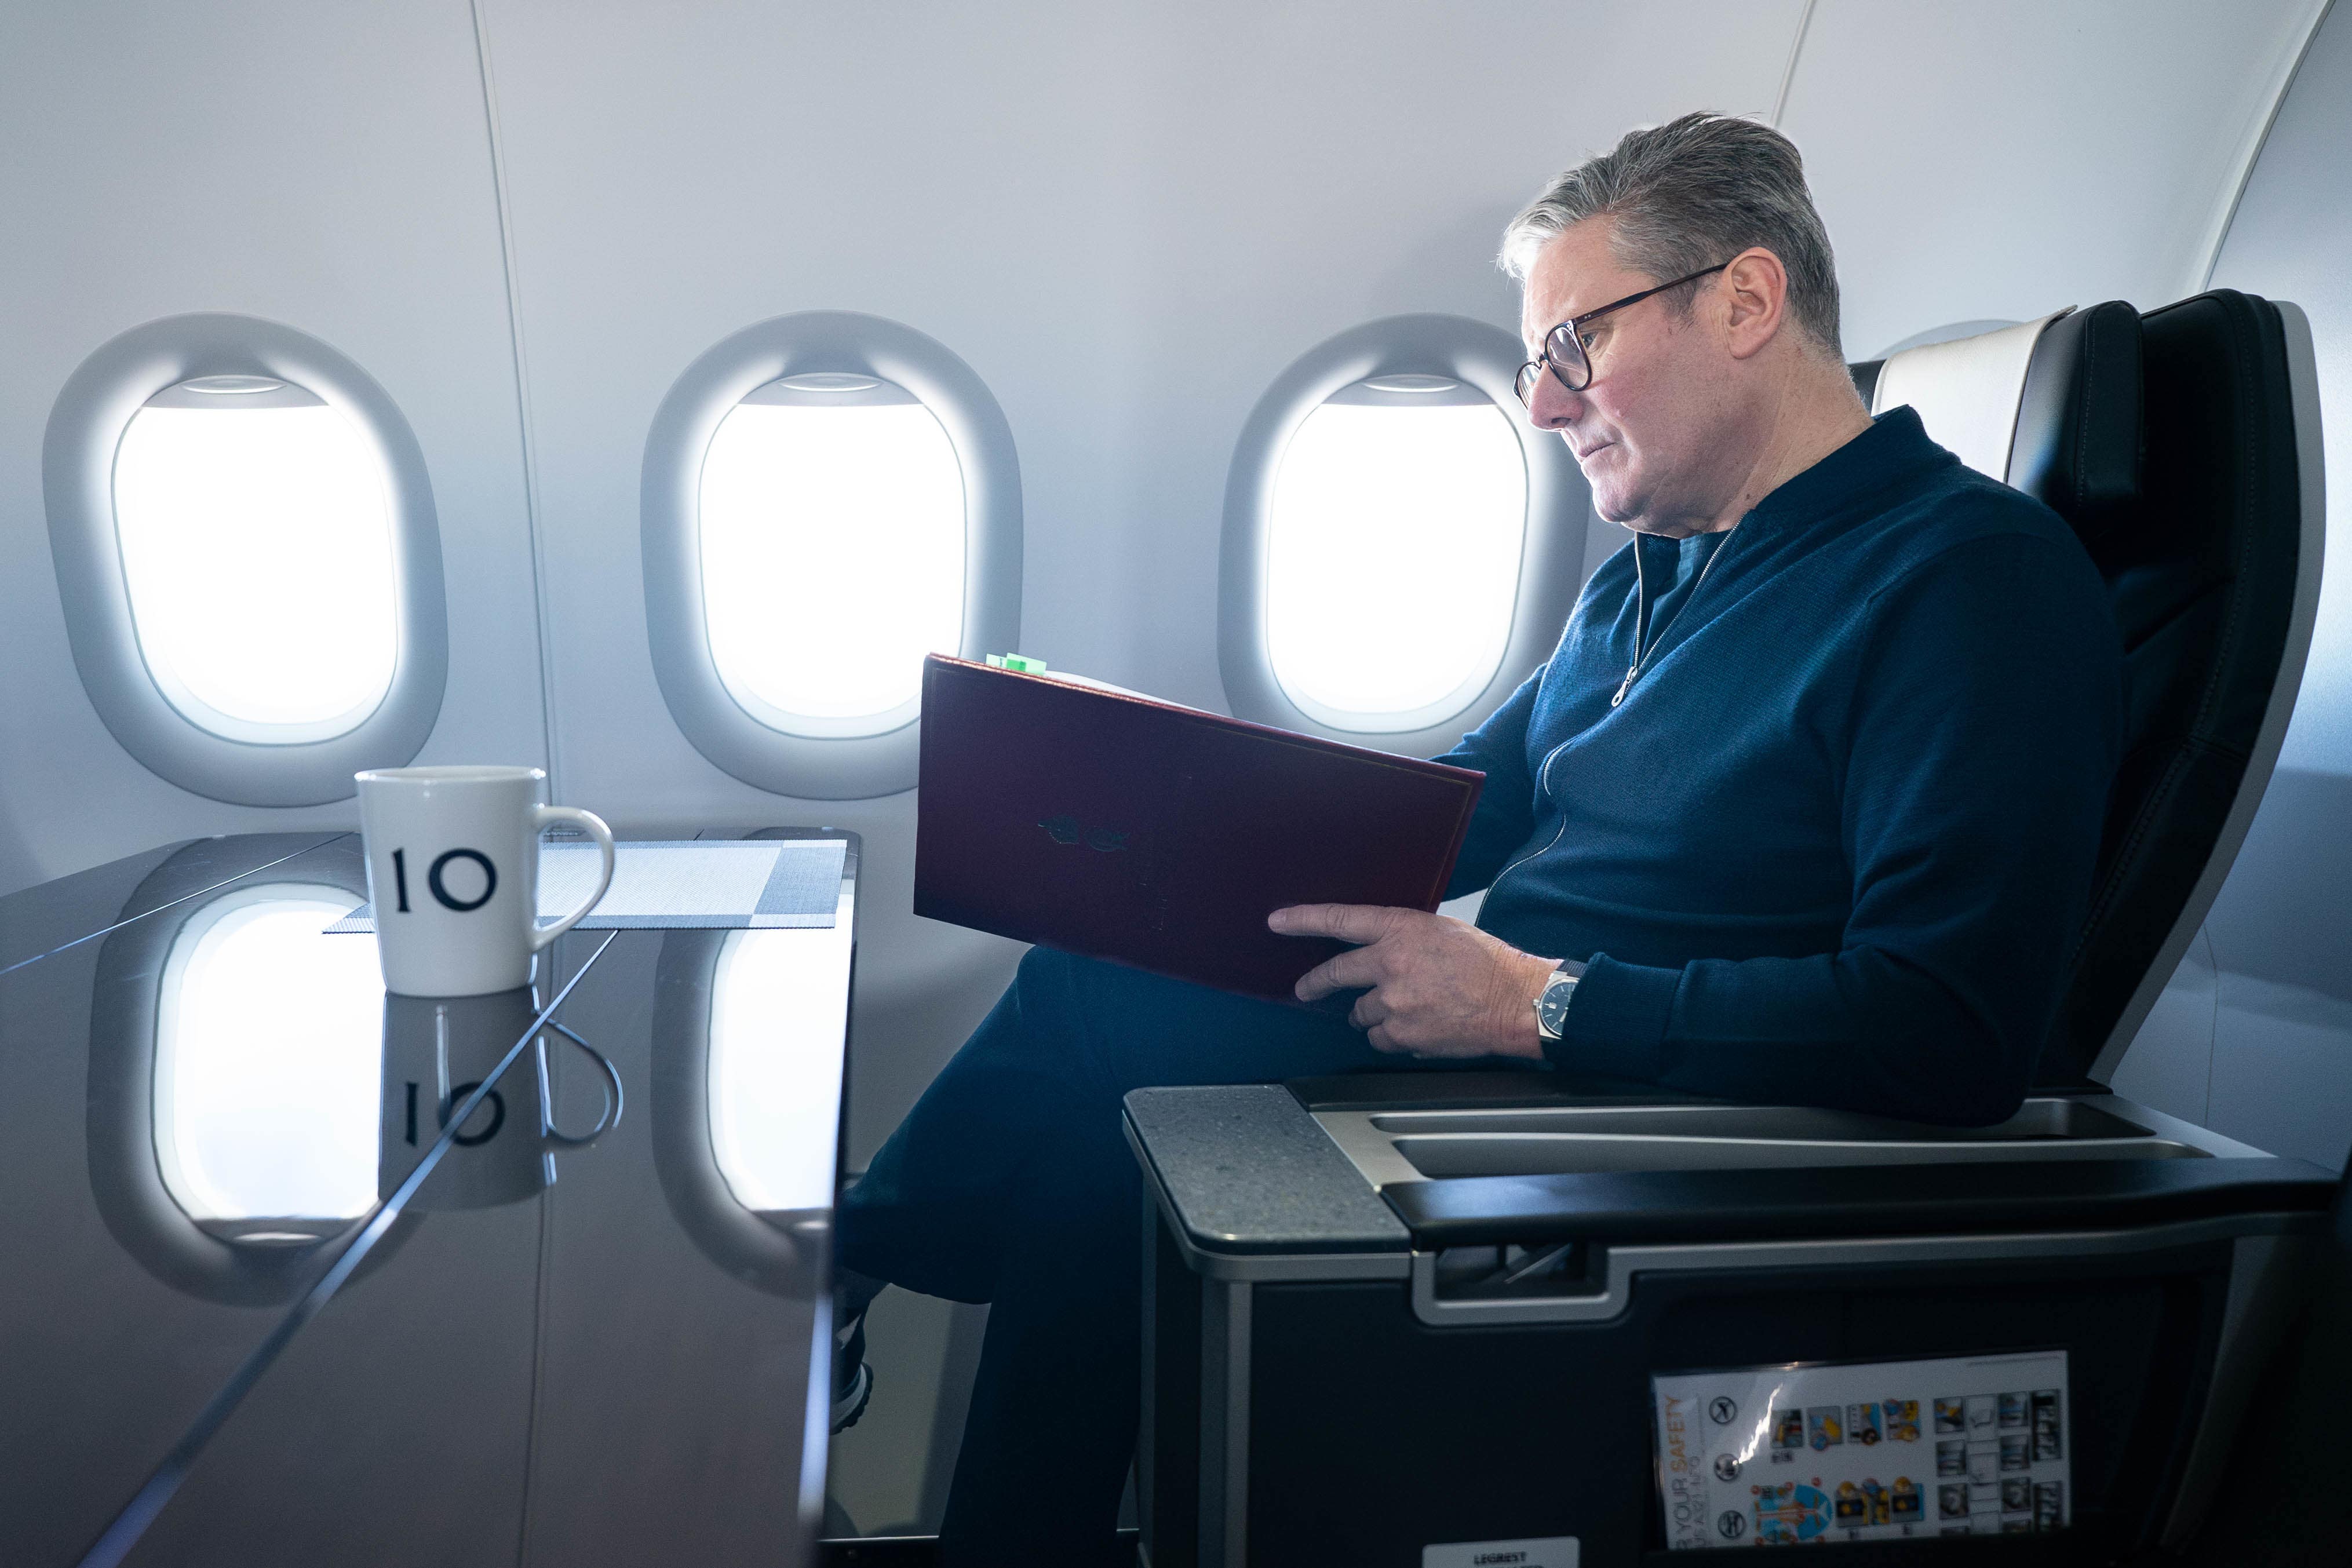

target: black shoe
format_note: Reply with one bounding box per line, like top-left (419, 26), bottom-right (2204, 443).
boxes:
top-left (830, 1308), bottom-right (874, 1432)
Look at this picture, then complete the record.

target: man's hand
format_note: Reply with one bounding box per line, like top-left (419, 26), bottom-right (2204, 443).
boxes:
top-left (1268, 904), bottom-right (1558, 1061)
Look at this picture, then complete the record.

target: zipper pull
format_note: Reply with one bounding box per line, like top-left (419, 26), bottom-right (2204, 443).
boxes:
top-left (1611, 663), bottom-right (1636, 708)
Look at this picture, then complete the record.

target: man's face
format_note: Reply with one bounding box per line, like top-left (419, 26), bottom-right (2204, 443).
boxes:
top-left (1519, 217), bottom-right (1728, 534)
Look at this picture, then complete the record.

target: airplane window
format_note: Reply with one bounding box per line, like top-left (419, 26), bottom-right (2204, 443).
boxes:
top-left (46, 314), bottom-right (447, 805)
top-left (151, 887), bottom-right (384, 1223)
top-left (1265, 376), bottom-right (1527, 731)
top-left (643, 312), bottom-right (1019, 798)
top-left (698, 375), bottom-right (965, 738)
top-left (1220, 315), bottom-right (1588, 756)
top-left (705, 927), bottom-right (848, 1213)
top-left (112, 377), bottom-right (401, 744)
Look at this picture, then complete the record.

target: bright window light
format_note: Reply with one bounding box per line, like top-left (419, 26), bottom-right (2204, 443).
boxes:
top-left (1265, 392), bottom-right (1527, 730)
top-left (152, 887), bottom-right (385, 1221)
top-left (698, 386), bottom-right (965, 737)
top-left (111, 386), bottom-right (400, 744)
top-left (707, 919), bottom-right (851, 1213)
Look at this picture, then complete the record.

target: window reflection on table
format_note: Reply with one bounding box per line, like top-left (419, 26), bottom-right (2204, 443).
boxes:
top-left (151, 885), bottom-right (382, 1228)
top-left (706, 927), bottom-right (848, 1216)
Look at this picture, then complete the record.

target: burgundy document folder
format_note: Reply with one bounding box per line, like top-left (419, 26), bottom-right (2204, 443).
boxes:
top-left (913, 654), bottom-right (1485, 1004)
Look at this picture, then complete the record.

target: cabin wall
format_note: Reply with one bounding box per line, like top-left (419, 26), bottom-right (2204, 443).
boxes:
top-left (2108, 0), bottom-right (2352, 1173)
top-left (1783, 0), bottom-right (2320, 360)
top-left (0, 1), bottom-right (550, 883)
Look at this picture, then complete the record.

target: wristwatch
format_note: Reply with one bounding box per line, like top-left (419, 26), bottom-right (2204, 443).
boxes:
top-left (1532, 960), bottom-right (1587, 1042)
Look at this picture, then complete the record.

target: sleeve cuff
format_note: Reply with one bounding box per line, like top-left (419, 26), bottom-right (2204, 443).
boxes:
top-left (1543, 952), bottom-right (1678, 1081)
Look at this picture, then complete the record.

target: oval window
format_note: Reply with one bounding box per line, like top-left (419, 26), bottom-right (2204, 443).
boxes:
top-left (1263, 375), bottom-right (1527, 731)
top-left (111, 376), bottom-right (401, 745)
top-left (152, 887), bottom-right (384, 1223)
top-left (705, 927), bottom-right (848, 1214)
top-left (698, 374), bottom-right (966, 738)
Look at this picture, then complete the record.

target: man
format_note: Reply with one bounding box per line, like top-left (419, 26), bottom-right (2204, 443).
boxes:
top-left (836, 112), bottom-right (2123, 1565)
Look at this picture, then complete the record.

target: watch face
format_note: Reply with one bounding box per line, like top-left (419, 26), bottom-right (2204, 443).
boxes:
top-left (1537, 973), bottom-right (1577, 1036)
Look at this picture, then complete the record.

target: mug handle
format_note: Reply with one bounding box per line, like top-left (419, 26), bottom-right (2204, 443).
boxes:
top-left (530, 805), bottom-right (615, 951)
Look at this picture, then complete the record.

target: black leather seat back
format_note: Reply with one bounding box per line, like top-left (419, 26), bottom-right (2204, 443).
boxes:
top-left (2007, 301), bottom-right (2145, 539)
top-left (1858, 292), bottom-right (2312, 1084)
top-left (2043, 291), bottom-right (2309, 1081)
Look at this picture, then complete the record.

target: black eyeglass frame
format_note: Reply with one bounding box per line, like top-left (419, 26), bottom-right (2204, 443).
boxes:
top-left (1514, 261), bottom-right (1733, 406)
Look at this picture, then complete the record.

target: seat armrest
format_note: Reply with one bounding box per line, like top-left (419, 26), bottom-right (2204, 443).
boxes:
top-left (1124, 1085), bottom-right (1410, 1259)
top-left (1383, 1158), bottom-right (2336, 1249)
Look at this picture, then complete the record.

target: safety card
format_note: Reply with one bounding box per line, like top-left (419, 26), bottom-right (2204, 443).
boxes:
top-left (1651, 1350), bottom-right (2070, 1549)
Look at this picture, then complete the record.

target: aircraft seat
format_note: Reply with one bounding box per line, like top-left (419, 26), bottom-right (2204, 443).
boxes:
top-left (1864, 293), bottom-right (2320, 1085)
top-left (1122, 293), bottom-right (2331, 1566)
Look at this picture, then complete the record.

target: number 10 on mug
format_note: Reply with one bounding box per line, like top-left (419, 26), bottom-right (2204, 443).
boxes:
top-left (356, 765), bottom-right (612, 997)
top-left (386, 846), bottom-right (499, 914)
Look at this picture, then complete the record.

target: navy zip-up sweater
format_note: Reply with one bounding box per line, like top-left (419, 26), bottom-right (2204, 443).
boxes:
top-left (1438, 407), bottom-right (2124, 1126)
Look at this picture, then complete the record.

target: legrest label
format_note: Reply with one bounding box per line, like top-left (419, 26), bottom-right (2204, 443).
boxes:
top-left (1422, 1536), bottom-right (1580, 1568)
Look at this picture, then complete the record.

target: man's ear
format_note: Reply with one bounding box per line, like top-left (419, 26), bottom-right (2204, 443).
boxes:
top-left (1720, 246), bottom-right (1789, 361)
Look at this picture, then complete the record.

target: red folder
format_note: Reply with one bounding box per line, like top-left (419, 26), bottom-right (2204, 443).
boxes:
top-left (913, 654), bottom-right (1485, 1004)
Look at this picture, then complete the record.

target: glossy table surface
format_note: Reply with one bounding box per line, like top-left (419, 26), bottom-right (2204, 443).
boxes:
top-left (0, 830), bottom-right (855, 1567)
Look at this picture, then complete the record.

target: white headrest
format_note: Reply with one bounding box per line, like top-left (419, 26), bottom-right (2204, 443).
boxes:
top-left (1870, 309), bottom-right (2071, 482)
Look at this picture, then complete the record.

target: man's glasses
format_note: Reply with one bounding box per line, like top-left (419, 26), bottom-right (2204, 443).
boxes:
top-left (1514, 262), bottom-right (1732, 406)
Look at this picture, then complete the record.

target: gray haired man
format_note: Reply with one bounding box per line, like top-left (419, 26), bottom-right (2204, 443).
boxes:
top-left (837, 113), bottom-right (2122, 1565)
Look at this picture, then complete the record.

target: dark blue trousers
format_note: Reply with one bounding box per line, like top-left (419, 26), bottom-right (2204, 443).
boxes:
top-left (837, 947), bottom-right (1399, 1565)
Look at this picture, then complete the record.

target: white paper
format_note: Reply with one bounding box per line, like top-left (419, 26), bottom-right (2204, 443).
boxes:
top-left (1653, 1351), bottom-right (2070, 1548)
top-left (327, 840), bottom-right (845, 931)
top-left (1034, 668), bottom-right (1158, 701)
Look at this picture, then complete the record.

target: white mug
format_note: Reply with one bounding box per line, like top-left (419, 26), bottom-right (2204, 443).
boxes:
top-left (355, 765), bottom-right (614, 997)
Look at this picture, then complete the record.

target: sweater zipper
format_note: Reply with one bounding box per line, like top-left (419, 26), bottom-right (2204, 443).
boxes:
top-left (1489, 541), bottom-right (1654, 900)
top-left (1488, 738), bottom-right (1576, 898)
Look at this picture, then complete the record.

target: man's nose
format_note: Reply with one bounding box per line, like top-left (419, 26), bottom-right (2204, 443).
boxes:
top-left (1527, 373), bottom-right (1583, 432)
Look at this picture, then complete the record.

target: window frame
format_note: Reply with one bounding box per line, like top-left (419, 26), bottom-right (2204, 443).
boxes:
top-left (43, 313), bottom-right (448, 805)
top-left (642, 312), bottom-right (1022, 799)
top-left (1219, 313), bottom-right (1591, 756)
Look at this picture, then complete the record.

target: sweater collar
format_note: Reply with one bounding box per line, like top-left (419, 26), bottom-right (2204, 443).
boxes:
top-left (1745, 404), bottom-right (1950, 528)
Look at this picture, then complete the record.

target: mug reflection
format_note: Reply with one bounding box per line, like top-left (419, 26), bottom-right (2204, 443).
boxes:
top-left (380, 987), bottom-right (621, 1211)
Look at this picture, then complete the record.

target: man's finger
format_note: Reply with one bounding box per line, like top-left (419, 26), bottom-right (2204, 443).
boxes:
top-left (1294, 944), bottom-right (1385, 1001)
top-left (1348, 991), bottom-right (1387, 1033)
top-left (1268, 903), bottom-right (1415, 946)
